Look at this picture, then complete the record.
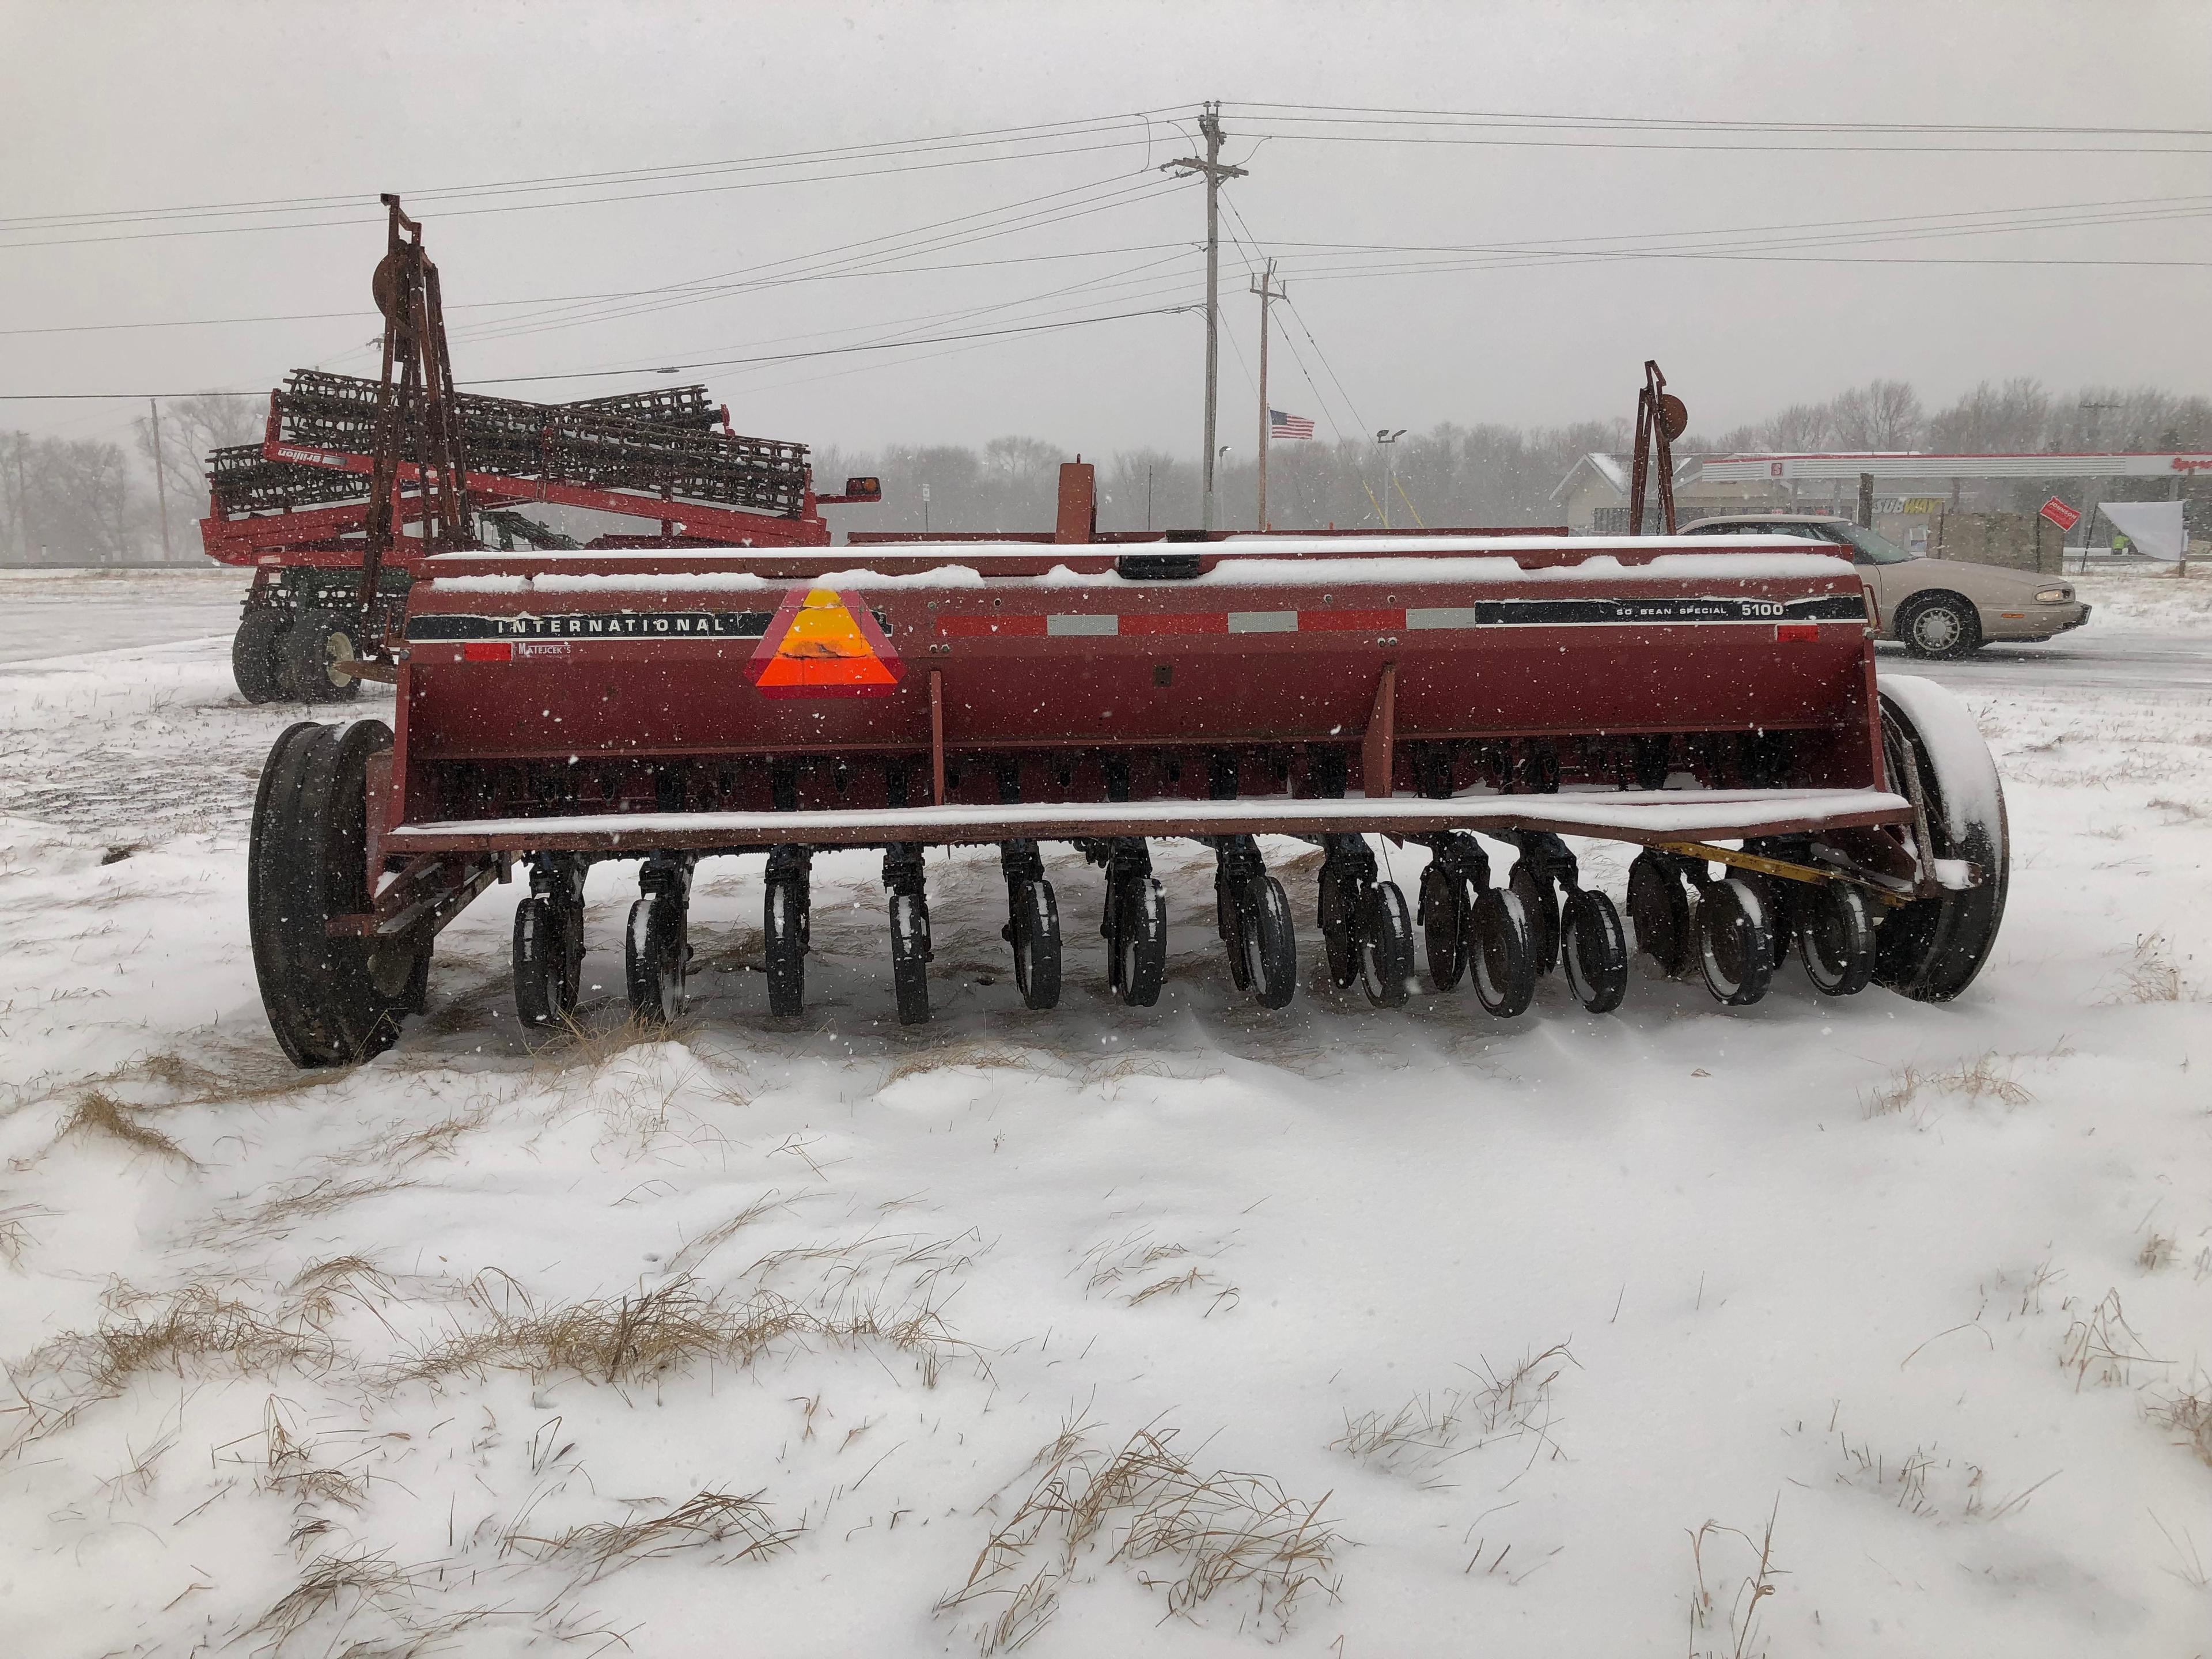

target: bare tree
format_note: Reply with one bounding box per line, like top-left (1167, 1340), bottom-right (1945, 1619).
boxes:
top-left (1827, 380), bottom-right (1924, 449)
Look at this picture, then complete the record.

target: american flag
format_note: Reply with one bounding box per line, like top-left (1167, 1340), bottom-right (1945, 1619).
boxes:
top-left (1268, 408), bottom-right (1315, 440)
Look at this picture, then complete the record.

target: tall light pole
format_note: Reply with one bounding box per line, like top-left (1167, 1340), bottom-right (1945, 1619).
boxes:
top-left (1376, 428), bottom-right (1406, 529)
top-left (1165, 103), bottom-right (1247, 531)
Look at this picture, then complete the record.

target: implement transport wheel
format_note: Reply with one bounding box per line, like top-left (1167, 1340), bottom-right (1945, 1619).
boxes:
top-left (1108, 873), bottom-right (1168, 1007)
top-left (1009, 878), bottom-right (1062, 1011)
top-left (248, 719), bottom-right (410, 1067)
top-left (1698, 878), bottom-right (1774, 1006)
top-left (513, 894), bottom-right (578, 1029)
top-left (1357, 881), bottom-right (1414, 1009)
top-left (281, 610), bottom-right (362, 704)
top-left (1420, 862), bottom-right (1474, 991)
top-left (232, 609), bottom-right (289, 704)
top-left (1468, 888), bottom-right (1536, 1018)
top-left (1798, 883), bottom-right (1876, 997)
top-left (890, 889), bottom-right (931, 1025)
top-left (1627, 851), bottom-right (1695, 977)
top-left (764, 864), bottom-right (810, 1018)
top-left (1508, 858), bottom-right (1560, 976)
top-left (1897, 592), bottom-right (1980, 661)
top-left (1872, 679), bottom-right (2010, 1002)
top-left (1560, 888), bottom-right (1628, 1014)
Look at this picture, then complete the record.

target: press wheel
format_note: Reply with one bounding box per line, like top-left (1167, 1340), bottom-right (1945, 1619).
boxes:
top-left (1560, 889), bottom-right (1628, 1014)
top-left (1010, 878), bottom-right (1062, 1010)
top-left (1357, 881), bottom-right (1413, 1009)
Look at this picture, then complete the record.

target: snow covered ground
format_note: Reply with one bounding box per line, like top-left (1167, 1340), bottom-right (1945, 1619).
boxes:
top-left (1, 564), bottom-right (2207, 1657)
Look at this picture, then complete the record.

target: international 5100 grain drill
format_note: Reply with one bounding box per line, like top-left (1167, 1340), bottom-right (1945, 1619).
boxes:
top-left (242, 209), bottom-right (2007, 1065)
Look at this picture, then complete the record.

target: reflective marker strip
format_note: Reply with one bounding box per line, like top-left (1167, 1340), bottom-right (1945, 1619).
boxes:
top-left (1228, 610), bottom-right (1298, 632)
top-left (1122, 611), bottom-right (1226, 635)
top-left (1775, 623), bottom-right (1819, 642)
top-left (462, 641), bottom-right (513, 662)
top-left (1407, 606), bottom-right (1482, 630)
top-left (940, 614), bottom-right (1047, 638)
top-left (1045, 613), bottom-right (1118, 637)
top-left (1298, 608), bottom-right (1404, 632)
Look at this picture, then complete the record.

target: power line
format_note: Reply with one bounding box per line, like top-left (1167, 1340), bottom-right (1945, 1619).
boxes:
top-left (14, 187), bottom-right (2202, 341)
top-left (0, 244), bottom-right (1198, 338)
top-left (0, 110), bottom-right (1188, 232)
top-left (450, 176), bottom-right (1190, 350)
top-left (1226, 100), bottom-right (2212, 138)
top-left (460, 305), bottom-right (1199, 385)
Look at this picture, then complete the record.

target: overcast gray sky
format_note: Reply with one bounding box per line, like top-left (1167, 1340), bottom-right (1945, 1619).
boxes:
top-left (5, 0), bottom-right (2211, 463)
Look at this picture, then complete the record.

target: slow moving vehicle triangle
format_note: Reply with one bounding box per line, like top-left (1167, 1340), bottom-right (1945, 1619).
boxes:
top-left (747, 586), bottom-right (904, 697)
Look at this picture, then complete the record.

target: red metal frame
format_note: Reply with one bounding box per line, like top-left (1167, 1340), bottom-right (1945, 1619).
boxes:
top-left (200, 444), bottom-right (831, 566)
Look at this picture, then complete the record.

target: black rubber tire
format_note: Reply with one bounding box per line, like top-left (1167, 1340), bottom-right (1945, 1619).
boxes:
top-left (1627, 851), bottom-right (1695, 976)
top-left (1799, 882), bottom-right (1876, 997)
top-left (1897, 592), bottom-right (1981, 661)
top-left (1631, 734), bottom-right (1672, 791)
top-left (1112, 876), bottom-right (1168, 1007)
top-left (281, 611), bottom-right (363, 704)
top-left (890, 889), bottom-right (930, 1025)
top-left (1561, 888), bottom-right (1628, 1014)
top-left (1733, 870), bottom-right (1793, 971)
top-left (513, 893), bottom-right (574, 1029)
top-left (248, 719), bottom-right (404, 1067)
top-left (1419, 862), bottom-right (1471, 991)
top-left (764, 872), bottom-right (808, 1017)
top-left (1509, 859), bottom-right (1560, 976)
top-left (1872, 681), bottom-right (2010, 1002)
top-left (624, 894), bottom-right (685, 1024)
top-left (1698, 878), bottom-right (1774, 1006)
top-left (1238, 876), bottom-right (1298, 1009)
top-left (1320, 865), bottom-right (1362, 990)
top-left (233, 609), bottom-right (289, 704)
top-left (1357, 881), bottom-right (1414, 1009)
top-left (1468, 888), bottom-right (1536, 1018)
top-left (1011, 878), bottom-right (1062, 1010)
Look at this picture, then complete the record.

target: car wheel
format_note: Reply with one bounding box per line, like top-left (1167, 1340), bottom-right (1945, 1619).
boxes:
top-left (1898, 593), bottom-right (1980, 660)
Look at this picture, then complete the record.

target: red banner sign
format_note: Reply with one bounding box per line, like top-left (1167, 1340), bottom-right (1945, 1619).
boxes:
top-left (2038, 497), bottom-right (2081, 532)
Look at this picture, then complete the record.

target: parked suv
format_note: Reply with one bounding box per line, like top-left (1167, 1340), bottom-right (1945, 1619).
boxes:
top-left (1679, 514), bottom-right (2092, 659)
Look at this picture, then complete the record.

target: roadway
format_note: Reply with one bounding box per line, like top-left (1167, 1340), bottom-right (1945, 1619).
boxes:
top-left (1875, 630), bottom-right (2212, 694)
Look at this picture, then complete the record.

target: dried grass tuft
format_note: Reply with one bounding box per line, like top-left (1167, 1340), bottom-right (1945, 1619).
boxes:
top-left (1688, 1501), bottom-right (1784, 1659)
top-left (2152, 1380), bottom-right (2212, 1469)
top-left (2060, 1288), bottom-right (2169, 1389)
top-left (1333, 1344), bottom-right (1575, 1487)
top-left (244, 1547), bottom-right (419, 1652)
top-left (1863, 1053), bottom-right (2030, 1120)
top-left (941, 1420), bottom-right (1338, 1653)
top-left (0, 1202), bottom-right (45, 1267)
top-left (512, 1488), bottom-right (797, 1582)
top-left (393, 1255), bottom-right (963, 1390)
top-left (56, 1089), bottom-right (193, 1162)
top-left (2105, 931), bottom-right (2196, 1004)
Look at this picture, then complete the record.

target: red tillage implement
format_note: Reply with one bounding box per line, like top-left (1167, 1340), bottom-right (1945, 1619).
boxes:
top-left (249, 526), bottom-right (2008, 1066)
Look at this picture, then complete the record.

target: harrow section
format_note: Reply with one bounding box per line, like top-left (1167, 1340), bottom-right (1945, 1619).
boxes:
top-left (245, 524), bottom-right (2011, 1066)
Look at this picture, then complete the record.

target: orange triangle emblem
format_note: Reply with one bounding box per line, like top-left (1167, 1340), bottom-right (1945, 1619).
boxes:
top-left (747, 586), bottom-right (903, 698)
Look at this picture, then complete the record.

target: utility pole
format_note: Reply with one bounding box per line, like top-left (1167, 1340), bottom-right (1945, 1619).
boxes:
top-left (147, 399), bottom-right (173, 563)
top-left (14, 435), bottom-right (28, 562)
top-left (1164, 103), bottom-right (1246, 531)
top-left (1251, 260), bottom-right (1283, 531)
